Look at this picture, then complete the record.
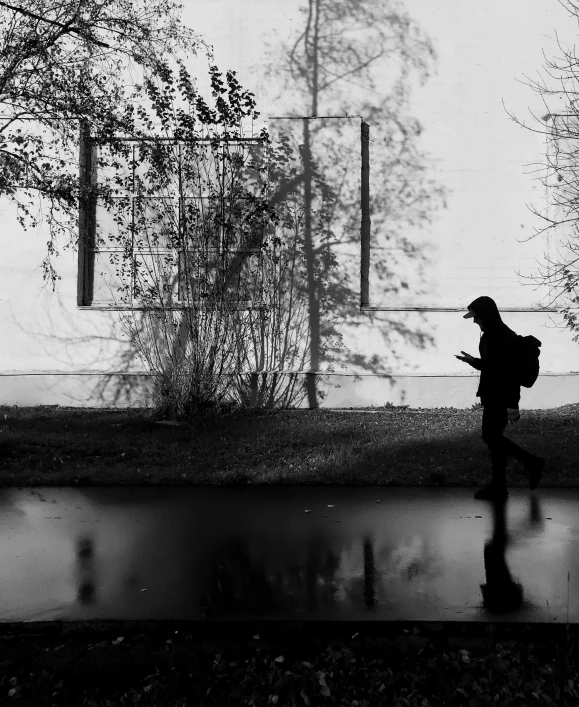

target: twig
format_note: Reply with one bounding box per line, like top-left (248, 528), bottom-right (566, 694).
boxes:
top-left (0, 0), bottom-right (110, 47)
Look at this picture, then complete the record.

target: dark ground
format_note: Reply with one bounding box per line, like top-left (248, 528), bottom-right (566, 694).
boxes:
top-left (1, 620), bottom-right (579, 706)
top-left (2, 405), bottom-right (579, 704)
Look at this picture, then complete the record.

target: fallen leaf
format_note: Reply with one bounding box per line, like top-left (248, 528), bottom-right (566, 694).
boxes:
top-left (318, 671), bottom-right (331, 697)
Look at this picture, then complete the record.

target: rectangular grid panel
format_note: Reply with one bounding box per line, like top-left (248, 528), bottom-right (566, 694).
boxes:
top-left (86, 138), bottom-right (267, 309)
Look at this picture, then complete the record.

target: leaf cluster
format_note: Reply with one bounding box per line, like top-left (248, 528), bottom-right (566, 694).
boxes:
top-left (0, 0), bottom-right (208, 286)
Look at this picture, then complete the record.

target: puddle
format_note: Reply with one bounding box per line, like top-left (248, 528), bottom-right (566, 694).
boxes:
top-left (0, 486), bottom-right (577, 623)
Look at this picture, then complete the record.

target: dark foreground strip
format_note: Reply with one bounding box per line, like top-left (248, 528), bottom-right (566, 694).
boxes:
top-left (1, 620), bottom-right (579, 706)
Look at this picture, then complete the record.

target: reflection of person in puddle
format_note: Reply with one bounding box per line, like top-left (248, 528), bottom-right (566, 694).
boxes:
top-left (480, 494), bottom-right (543, 614)
top-left (76, 535), bottom-right (96, 604)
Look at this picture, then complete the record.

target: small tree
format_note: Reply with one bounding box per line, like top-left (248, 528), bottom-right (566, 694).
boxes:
top-left (96, 63), bottom-right (327, 415)
top-left (91, 55), bottom-right (347, 414)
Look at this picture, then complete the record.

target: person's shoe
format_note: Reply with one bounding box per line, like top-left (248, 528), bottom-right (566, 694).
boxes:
top-left (474, 484), bottom-right (509, 501)
top-left (527, 456), bottom-right (546, 491)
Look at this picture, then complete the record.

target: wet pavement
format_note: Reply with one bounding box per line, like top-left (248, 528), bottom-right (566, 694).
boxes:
top-left (1, 486), bottom-right (578, 624)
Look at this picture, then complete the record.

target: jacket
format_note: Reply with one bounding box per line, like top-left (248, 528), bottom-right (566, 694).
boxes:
top-left (466, 296), bottom-right (521, 409)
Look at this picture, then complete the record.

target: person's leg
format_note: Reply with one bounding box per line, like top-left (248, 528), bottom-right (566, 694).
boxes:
top-left (501, 436), bottom-right (538, 469)
top-left (482, 402), bottom-right (543, 484)
top-left (500, 417), bottom-right (545, 489)
top-left (481, 403), bottom-right (509, 487)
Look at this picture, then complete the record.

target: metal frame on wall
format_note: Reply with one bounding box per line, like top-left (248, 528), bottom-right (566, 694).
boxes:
top-left (76, 126), bottom-right (268, 310)
top-left (358, 120), bottom-right (579, 314)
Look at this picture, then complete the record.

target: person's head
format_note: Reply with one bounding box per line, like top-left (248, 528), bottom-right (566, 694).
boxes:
top-left (464, 296), bottom-right (503, 334)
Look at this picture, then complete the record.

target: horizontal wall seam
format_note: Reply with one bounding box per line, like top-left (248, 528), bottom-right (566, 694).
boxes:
top-left (360, 307), bottom-right (579, 312)
top-left (0, 371), bottom-right (577, 378)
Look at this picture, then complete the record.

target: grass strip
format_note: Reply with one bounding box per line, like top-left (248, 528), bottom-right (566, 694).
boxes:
top-left (0, 404), bottom-right (575, 487)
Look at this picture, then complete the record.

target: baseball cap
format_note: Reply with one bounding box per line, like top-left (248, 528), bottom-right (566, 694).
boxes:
top-left (463, 309), bottom-right (475, 319)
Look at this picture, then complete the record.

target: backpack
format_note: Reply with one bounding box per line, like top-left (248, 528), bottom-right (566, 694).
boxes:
top-left (514, 334), bottom-right (541, 388)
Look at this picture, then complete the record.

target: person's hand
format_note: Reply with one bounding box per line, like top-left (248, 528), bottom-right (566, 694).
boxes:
top-left (507, 408), bottom-right (520, 423)
top-left (455, 351), bottom-right (476, 365)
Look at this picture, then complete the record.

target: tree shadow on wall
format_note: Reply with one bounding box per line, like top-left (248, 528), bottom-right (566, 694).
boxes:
top-left (259, 0), bottom-right (449, 407)
top-left (15, 0), bottom-right (447, 412)
top-left (4, 294), bottom-right (152, 408)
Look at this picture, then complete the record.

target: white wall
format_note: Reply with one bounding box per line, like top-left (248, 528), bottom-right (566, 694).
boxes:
top-left (2, 0), bottom-right (579, 409)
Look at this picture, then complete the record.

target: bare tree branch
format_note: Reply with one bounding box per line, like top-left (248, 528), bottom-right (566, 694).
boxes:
top-left (0, 0), bottom-right (110, 46)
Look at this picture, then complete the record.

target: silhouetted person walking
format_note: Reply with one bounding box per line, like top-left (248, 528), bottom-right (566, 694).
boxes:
top-left (456, 296), bottom-right (545, 501)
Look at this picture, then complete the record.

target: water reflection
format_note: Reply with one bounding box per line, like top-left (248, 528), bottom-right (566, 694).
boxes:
top-left (480, 494), bottom-right (544, 616)
top-left (75, 535), bottom-right (96, 605)
top-left (0, 487), bottom-right (576, 622)
top-left (363, 535), bottom-right (377, 609)
top-left (195, 490), bottom-right (549, 621)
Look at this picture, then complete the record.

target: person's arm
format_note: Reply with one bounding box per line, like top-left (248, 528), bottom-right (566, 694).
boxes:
top-left (469, 357), bottom-right (482, 371)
